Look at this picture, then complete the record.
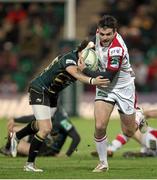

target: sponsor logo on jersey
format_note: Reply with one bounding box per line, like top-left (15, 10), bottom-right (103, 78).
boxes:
top-left (36, 98), bottom-right (42, 103)
top-left (61, 119), bottom-right (72, 131)
top-left (66, 59), bottom-right (77, 65)
top-left (109, 47), bottom-right (122, 56)
top-left (97, 91), bottom-right (108, 97)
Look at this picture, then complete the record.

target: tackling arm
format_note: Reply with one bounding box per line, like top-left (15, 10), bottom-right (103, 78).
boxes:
top-left (66, 65), bottom-right (110, 86)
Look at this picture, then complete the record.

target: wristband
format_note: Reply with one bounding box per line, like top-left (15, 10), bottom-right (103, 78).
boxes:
top-left (89, 77), bottom-right (93, 84)
top-left (91, 78), bottom-right (95, 85)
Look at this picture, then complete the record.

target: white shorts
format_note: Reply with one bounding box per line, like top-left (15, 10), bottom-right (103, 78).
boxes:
top-left (32, 105), bottom-right (57, 120)
top-left (95, 82), bottom-right (135, 115)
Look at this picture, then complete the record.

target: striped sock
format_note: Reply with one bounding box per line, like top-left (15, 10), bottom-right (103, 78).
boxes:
top-left (110, 134), bottom-right (129, 152)
top-left (94, 135), bottom-right (108, 164)
top-left (27, 133), bottom-right (44, 163)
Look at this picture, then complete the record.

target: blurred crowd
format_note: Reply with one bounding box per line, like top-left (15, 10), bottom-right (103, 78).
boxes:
top-left (87, 0), bottom-right (157, 92)
top-left (1, 1), bottom-right (157, 95)
top-left (0, 2), bottom-right (64, 95)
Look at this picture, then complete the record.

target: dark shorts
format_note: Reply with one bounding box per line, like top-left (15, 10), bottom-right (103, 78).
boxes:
top-left (29, 87), bottom-right (58, 107)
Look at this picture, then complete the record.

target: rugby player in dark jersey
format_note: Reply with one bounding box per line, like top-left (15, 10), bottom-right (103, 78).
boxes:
top-left (1, 106), bottom-right (80, 158)
top-left (10, 45), bottom-right (110, 172)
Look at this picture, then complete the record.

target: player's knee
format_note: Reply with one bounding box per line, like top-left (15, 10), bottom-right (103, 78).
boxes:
top-left (39, 127), bottom-right (52, 137)
top-left (95, 127), bottom-right (106, 137)
top-left (95, 121), bottom-right (105, 130)
top-left (95, 122), bottom-right (106, 131)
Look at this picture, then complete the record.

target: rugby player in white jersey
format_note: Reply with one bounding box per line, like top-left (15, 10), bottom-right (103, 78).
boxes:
top-left (80, 15), bottom-right (147, 172)
top-left (107, 126), bottom-right (157, 158)
top-left (91, 126), bottom-right (157, 159)
top-left (91, 108), bottom-right (157, 158)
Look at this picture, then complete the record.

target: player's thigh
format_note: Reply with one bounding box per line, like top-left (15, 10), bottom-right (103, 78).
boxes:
top-left (32, 105), bottom-right (53, 134)
top-left (120, 113), bottom-right (136, 131)
top-left (94, 100), bottom-right (114, 127)
top-left (29, 87), bottom-right (57, 120)
top-left (115, 83), bottom-right (135, 115)
top-left (37, 119), bottom-right (52, 132)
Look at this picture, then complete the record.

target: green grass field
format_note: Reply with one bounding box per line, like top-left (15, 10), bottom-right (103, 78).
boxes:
top-left (0, 117), bottom-right (157, 179)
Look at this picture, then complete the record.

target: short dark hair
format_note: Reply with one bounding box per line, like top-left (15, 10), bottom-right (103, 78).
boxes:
top-left (98, 15), bottom-right (118, 31)
top-left (77, 39), bottom-right (89, 52)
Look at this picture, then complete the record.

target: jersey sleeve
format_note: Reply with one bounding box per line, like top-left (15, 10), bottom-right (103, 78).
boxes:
top-left (82, 68), bottom-right (116, 81)
top-left (60, 119), bottom-right (73, 132)
top-left (107, 46), bottom-right (124, 72)
top-left (107, 34), bottom-right (125, 72)
top-left (60, 52), bottom-right (78, 69)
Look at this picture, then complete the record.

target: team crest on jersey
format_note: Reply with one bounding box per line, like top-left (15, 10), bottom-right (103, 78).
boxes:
top-left (109, 47), bottom-right (122, 56)
top-left (66, 59), bottom-right (77, 65)
top-left (110, 56), bottom-right (120, 68)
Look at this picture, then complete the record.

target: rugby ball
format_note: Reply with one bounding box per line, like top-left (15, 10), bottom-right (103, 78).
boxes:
top-left (81, 48), bottom-right (98, 71)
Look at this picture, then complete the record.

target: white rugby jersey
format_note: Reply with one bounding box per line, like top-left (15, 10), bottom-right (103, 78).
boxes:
top-left (95, 32), bottom-right (135, 89)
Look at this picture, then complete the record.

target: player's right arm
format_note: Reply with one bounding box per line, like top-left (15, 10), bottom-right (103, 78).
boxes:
top-left (82, 68), bottom-right (117, 82)
top-left (66, 127), bottom-right (81, 156)
top-left (78, 40), bottom-right (118, 82)
top-left (77, 53), bottom-right (116, 82)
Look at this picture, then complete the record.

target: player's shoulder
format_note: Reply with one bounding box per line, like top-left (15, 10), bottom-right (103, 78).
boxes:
top-left (61, 50), bottom-right (78, 66)
top-left (109, 33), bottom-right (127, 57)
top-left (63, 50), bottom-right (77, 58)
top-left (112, 33), bottom-right (126, 47)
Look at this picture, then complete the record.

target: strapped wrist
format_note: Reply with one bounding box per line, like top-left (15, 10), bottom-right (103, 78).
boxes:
top-left (91, 78), bottom-right (95, 85)
top-left (89, 77), bottom-right (95, 85)
top-left (89, 77), bottom-right (93, 84)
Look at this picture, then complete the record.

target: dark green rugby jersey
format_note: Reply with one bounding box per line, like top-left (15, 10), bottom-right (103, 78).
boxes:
top-left (30, 50), bottom-right (79, 94)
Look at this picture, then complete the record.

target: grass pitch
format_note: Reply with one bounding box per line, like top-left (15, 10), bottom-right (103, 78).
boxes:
top-left (0, 117), bottom-right (157, 179)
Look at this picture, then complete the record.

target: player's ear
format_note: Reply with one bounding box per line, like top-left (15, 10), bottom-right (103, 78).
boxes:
top-left (113, 28), bottom-right (117, 33)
